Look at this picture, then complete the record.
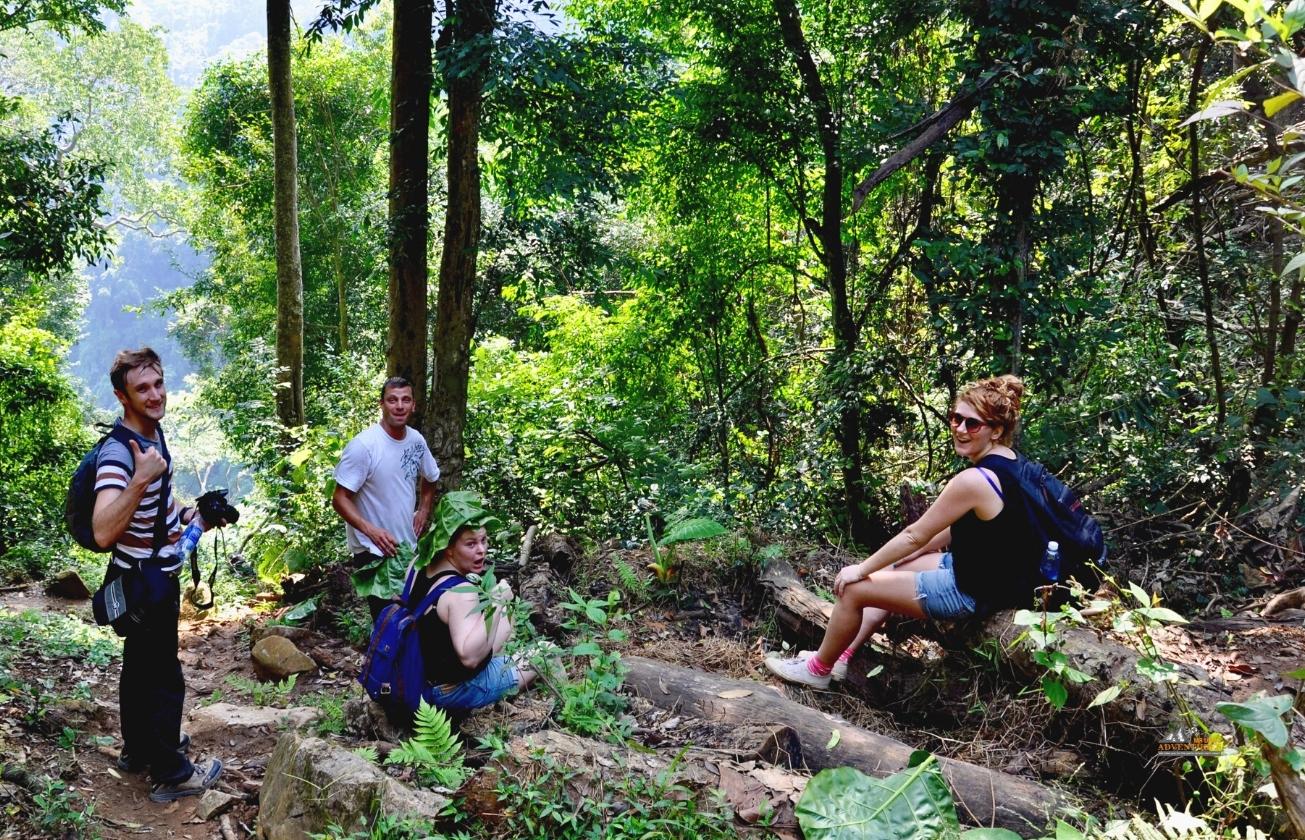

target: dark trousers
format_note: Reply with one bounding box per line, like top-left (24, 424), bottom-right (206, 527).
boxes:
top-left (114, 565), bottom-right (193, 784)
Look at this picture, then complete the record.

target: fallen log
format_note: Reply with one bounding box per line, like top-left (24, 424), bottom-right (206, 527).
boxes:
top-left (1262, 588), bottom-right (1305, 618)
top-left (762, 556), bottom-right (1235, 746)
top-left (624, 656), bottom-right (1068, 834)
top-left (458, 727), bottom-right (808, 835)
top-left (760, 553), bottom-right (833, 649)
top-left (1188, 608), bottom-right (1305, 632)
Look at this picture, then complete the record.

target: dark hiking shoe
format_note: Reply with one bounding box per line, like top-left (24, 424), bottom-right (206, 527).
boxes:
top-left (149, 758), bottom-right (222, 802)
top-left (117, 732), bottom-right (191, 773)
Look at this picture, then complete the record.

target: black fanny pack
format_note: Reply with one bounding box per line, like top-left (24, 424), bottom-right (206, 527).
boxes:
top-left (93, 560), bottom-right (179, 637)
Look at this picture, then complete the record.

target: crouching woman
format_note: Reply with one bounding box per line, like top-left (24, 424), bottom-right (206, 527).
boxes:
top-left (408, 495), bottom-right (538, 711)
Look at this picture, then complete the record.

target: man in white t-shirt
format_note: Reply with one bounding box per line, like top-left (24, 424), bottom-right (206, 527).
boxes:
top-left (332, 377), bottom-right (441, 616)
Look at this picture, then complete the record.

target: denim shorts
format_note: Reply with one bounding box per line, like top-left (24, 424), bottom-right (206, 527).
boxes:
top-left (914, 552), bottom-right (978, 620)
top-left (423, 655), bottom-right (519, 711)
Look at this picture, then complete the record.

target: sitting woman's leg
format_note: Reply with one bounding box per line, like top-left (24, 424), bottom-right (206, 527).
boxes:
top-left (765, 553), bottom-right (945, 687)
top-left (812, 568), bottom-right (924, 666)
top-left (831, 552), bottom-right (947, 666)
top-left (425, 656), bottom-right (522, 711)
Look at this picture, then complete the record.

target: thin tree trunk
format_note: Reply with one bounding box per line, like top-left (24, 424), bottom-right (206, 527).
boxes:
top-left (428, 0), bottom-right (494, 488)
top-left (772, 0), bottom-right (871, 543)
top-left (1282, 271), bottom-right (1303, 355)
top-left (268, 0), bottom-right (305, 428)
top-left (333, 242), bottom-right (348, 353)
top-left (1125, 61), bottom-right (1183, 350)
top-left (1188, 43), bottom-right (1226, 430)
top-left (388, 0), bottom-right (433, 426)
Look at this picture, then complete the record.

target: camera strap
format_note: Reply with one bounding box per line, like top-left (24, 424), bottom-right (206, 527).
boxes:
top-left (187, 521), bottom-right (217, 607)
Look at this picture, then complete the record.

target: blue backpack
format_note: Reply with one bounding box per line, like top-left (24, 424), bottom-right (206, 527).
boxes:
top-left (358, 568), bottom-right (464, 714)
top-left (1011, 456), bottom-right (1106, 587)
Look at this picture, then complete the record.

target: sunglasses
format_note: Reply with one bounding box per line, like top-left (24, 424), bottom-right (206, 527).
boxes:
top-left (948, 412), bottom-right (993, 433)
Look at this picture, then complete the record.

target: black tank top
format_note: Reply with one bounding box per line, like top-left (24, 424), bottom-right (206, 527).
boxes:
top-left (408, 569), bottom-right (490, 685)
top-left (949, 453), bottom-right (1042, 609)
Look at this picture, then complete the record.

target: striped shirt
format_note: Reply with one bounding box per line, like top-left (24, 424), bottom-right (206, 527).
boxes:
top-left (94, 423), bottom-right (183, 571)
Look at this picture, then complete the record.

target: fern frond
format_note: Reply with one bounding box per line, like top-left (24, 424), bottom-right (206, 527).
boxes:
top-left (412, 700), bottom-right (461, 764)
top-left (613, 557), bottom-right (648, 600)
top-left (385, 700), bottom-right (466, 789)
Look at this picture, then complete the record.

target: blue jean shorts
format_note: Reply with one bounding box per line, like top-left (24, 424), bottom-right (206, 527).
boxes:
top-left (423, 655), bottom-right (519, 711)
top-left (914, 553), bottom-right (978, 620)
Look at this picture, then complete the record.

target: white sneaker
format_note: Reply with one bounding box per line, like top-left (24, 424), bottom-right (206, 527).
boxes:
top-left (794, 649), bottom-right (849, 681)
top-left (764, 654), bottom-right (831, 689)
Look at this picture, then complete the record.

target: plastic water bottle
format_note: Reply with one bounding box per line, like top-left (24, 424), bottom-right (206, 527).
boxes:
top-left (177, 516), bottom-right (205, 558)
top-left (1040, 540), bottom-right (1061, 583)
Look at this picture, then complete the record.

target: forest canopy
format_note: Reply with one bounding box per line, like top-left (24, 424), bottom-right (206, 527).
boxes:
top-left (0, 0), bottom-right (1301, 618)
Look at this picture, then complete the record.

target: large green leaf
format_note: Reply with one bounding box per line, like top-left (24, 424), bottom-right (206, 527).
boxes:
top-left (657, 517), bottom-right (727, 546)
top-left (351, 542), bottom-right (414, 600)
top-left (1217, 694), bottom-right (1293, 748)
top-left (796, 755), bottom-right (960, 840)
top-left (418, 491), bottom-right (503, 567)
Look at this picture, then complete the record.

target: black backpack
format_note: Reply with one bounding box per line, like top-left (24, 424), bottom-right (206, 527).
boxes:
top-left (1011, 456), bottom-right (1106, 588)
top-left (64, 423), bottom-right (167, 552)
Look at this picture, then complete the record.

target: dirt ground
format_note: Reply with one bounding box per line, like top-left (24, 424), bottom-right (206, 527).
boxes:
top-left (1, 559), bottom-right (1302, 839)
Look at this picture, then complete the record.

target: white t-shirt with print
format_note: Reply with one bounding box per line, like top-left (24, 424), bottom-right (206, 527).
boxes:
top-left (334, 424), bottom-right (440, 556)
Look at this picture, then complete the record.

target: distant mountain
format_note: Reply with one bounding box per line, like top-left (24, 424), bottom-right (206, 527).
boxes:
top-left (127, 0), bottom-right (323, 88)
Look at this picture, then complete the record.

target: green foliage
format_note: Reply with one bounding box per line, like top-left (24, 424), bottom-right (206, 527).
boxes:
top-left (0, 609), bottom-right (120, 672)
top-left (384, 700), bottom-right (468, 789)
top-left (611, 555), bottom-right (649, 602)
top-left (1217, 694), bottom-right (1295, 750)
top-left (3, 18), bottom-right (183, 218)
top-left (0, 317), bottom-right (94, 576)
top-left (223, 673), bottom-right (297, 707)
top-left (31, 778), bottom-right (97, 838)
top-left (309, 812), bottom-right (447, 840)
top-left (796, 753), bottom-right (965, 840)
top-left (418, 491), bottom-right (503, 568)
top-left (0, 0), bottom-right (125, 36)
top-left (657, 517), bottom-right (728, 546)
top-left (1012, 574), bottom-right (1188, 712)
top-left (303, 688), bottom-right (349, 736)
top-left (487, 748), bottom-right (736, 840)
top-left (351, 542), bottom-right (414, 602)
top-left (0, 109), bottom-right (110, 280)
top-left (553, 588), bottom-right (630, 739)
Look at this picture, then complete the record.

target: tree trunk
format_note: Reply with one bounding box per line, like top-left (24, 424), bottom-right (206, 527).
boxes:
top-left (771, 0), bottom-right (872, 544)
top-left (1187, 42), bottom-right (1226, 431)
top-left (388, 0), bottom-right (433, 427)
top-left (268, 0), bottom-right (304, 428)
top-left (991, 172), bottom-right (1034, 375)
top-left (623, 656), bottom-right (1070, 833)
top-left (428, 0), bottom-right (494, 488)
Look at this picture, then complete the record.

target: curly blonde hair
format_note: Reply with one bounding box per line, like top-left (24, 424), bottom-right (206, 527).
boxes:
top-left (958, 374), bottom-right (1024, 446)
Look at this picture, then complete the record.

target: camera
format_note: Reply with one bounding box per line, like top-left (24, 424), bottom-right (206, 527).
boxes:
top-left (196, 489), bottom-right (240, 527)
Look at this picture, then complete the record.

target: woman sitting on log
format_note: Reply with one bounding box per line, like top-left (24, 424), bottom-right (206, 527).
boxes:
top-left (766, 374), bottom-right (1044, 688)
top-left (409, 493), bottom-right (538, 710)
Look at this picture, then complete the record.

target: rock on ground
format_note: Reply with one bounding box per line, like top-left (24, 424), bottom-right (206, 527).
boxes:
top-left (44, 570), bottom-right (92, 600)
top-left (258, 731), bottom-right (448, 840)
top-left (252, 635), bottom-right (318, 680)
top-left (187, 702), bottom-right (321, 742)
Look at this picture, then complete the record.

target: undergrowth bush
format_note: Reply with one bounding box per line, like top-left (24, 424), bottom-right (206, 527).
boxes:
top-left (0, 320), bottom-right (90, 581)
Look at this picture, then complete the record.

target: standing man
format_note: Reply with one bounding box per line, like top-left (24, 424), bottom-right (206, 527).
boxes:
top-left (92, 348), bottom-right (224, 802)
top-left (333, 377), bottom-right (440, 617)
